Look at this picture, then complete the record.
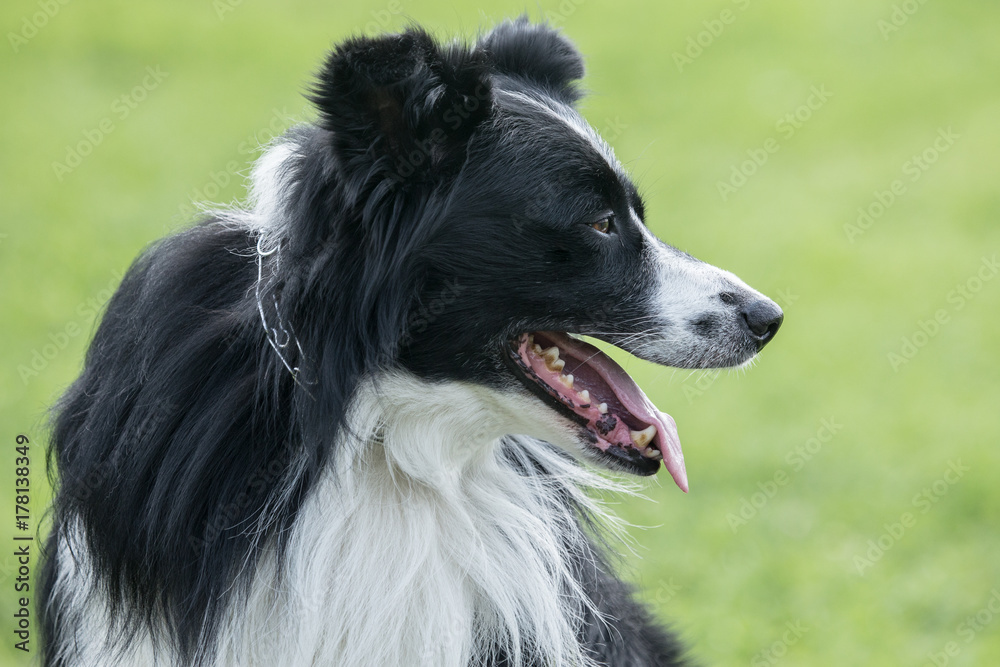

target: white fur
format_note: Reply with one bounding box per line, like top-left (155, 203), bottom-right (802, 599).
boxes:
top-left (214, 139), bottom-right (299, 253)
top-left (494, 88), bottom-right (624, 179)
top-left (50, 373), bottom-right (633, 667)
top-left (48, 518), bottom-right (161, 666)
top-left (634, 220), bottom-right (769, 368)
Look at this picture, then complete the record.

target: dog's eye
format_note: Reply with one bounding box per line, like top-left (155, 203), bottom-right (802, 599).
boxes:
top-left (588, 215), bottom-right (614, 234)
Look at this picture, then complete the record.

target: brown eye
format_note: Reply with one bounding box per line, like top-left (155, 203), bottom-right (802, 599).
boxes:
top-left (589, 215), bottom-right (613, 234)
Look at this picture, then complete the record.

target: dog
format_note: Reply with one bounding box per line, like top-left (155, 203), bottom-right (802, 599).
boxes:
top-left (40, 18), bottom-right (782, 666)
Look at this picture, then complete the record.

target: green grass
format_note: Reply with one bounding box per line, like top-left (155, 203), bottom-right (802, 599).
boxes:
top-left (2, 0), bottom-right (999, 664)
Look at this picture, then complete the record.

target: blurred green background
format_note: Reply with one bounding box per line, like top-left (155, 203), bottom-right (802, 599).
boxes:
top-left (2, 0), bottom-right (998, 664)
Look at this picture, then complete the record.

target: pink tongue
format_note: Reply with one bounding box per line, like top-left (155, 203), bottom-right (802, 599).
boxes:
top-left (544, 332), bottom-right (688, 493)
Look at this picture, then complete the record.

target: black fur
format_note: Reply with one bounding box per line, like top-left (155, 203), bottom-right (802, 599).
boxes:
top-left (41, 19), bottom-right (693, 666)
top-left (480, 16), bottom-right (586, 103)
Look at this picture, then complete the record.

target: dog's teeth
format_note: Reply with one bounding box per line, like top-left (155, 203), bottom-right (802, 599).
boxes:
top-left (532, 344), bottom-right (543, 355)
top-left (559, 374), bottom-right (574, 388)
top-left (578, 390), bottom-right (589, 403)
top-left (631, 425), bottom-right (656, 448)
top-left (527, 334), bottom-right (534, 345)
top-left (598, 403), bottom-right (608, 414)
top-left (647, 447), bottom-right (663, 460)
top-left (552, 359), bottom-right (565, 372)
top-left (541, 346), bottom-right (561, 367)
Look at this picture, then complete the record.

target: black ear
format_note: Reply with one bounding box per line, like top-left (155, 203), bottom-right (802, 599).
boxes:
top-left (312, 28), bottom-right (493, 183)
top-left (480, 17), bottom-right (585, 104)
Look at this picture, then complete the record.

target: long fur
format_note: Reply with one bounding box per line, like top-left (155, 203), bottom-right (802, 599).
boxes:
top-left (41, 18), bottom-right (782, 667)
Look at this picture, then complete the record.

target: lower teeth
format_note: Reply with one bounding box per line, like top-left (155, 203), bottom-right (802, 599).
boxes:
top-left (521, 335), bottom-right (662, 464)
top-left (630, 425), bottom-right (657, 448)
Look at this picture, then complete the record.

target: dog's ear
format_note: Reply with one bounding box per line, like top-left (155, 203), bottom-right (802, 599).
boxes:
top-left (480, 17), bottom-right (585, 105)
top-left (312, 28), bottom-right (492, 183)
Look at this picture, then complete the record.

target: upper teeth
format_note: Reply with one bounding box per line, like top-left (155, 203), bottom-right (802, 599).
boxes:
top-left (631, 425), bottom-right (657, 448)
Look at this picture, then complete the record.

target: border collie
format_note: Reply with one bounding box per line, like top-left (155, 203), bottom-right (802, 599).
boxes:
top-left (40, 18), bottom-right (782, 667)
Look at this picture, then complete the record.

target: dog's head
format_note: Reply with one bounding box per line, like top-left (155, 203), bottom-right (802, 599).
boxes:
top-left (306, 19), bottom-right (781, 488)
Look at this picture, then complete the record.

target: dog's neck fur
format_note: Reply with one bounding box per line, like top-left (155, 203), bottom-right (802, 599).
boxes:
top-left (52, 373), bottom-right (627, 666)
top-left (211, 373), bottom-right (618, 667)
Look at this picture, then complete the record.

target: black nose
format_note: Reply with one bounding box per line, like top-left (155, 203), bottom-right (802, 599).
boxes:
top-left (741, 299), bottom-right (783, 347)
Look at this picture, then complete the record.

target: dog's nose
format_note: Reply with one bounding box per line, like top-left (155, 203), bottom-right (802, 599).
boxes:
top-left (741, 298), bottom-right (783, 347)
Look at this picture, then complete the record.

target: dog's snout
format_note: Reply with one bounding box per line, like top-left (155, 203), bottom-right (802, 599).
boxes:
top-left (741, 299), bottom-right (783, 347)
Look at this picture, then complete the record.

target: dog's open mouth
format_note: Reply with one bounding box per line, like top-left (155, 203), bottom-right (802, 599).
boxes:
top-left (506, 331), bottom-right (688, 492)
